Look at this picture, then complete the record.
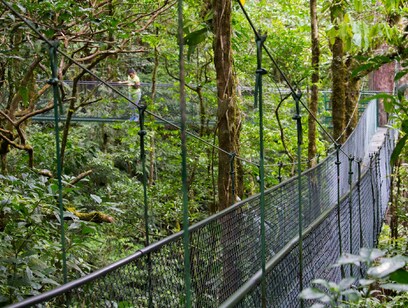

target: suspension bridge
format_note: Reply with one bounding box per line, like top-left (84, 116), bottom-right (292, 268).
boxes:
top-left (8, 98), bottom-right (395, 308)
top-left (2, 0), bottom-right (397, 307)
top-left (29, 80), bottom-right (375, 128)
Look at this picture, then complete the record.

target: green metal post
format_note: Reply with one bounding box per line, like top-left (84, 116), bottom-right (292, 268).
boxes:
top-left (292, 90), bottom-right (304, 306)
top-left (347, 155), bottom-right (354, 277)
top-left (178, 0), bottom-right (191, 306)
top-left (138, 104), bottom-right (152, 307)
top-left (356, 158), bottom-right (364, 277)
top-left (138, 105), bottom-right (149, 247)
top-left (48, 42), bottom-right (67, 284)
top-left (229, 152), bottom-right (236, 204)
top-left (356, 159), bottom-right (363, 249)
top-left (255, 32), bottom-right (267, 308)
top-left (278, 162), bottom-right (283, 183)
top-left (335, 145), bottom-right (345, 279)
top-left (375, 151), bottom-right (381, 238)
top-left (369, 154), bottom-right (377, 246)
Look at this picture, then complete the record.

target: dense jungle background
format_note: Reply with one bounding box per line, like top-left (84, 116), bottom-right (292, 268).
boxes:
top-left (0, 0), bottom-right (408, 306)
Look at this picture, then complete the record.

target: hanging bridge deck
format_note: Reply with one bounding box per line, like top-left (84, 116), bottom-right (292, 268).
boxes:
top-left (9, 100), bottom-right (396, 308)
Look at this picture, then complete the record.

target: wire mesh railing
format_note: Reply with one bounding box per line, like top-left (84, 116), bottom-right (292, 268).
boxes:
top-left (8, 99), bottom-right (395, 308)
top-left (32, 80), bottom-right (216, 125)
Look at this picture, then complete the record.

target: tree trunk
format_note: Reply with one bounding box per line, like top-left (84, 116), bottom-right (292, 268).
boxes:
top-left (330, 4), bottom-right (346, 144)
top-left (345, 58), bottom-right (360, 138)
top-left (213, 0), bottom-right (242, 210)
top-left (308, 0), bottom-right (319, 167)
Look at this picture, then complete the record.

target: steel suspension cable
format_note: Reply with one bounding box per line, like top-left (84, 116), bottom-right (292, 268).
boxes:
top-left (375, 151), bottom-right (382, 238)
top-left (369, 154), bottom-right (377, 246)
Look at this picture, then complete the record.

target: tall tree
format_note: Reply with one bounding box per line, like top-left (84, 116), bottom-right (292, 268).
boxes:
top-left (213, 0), bottom-right (242, 210)
top-left (345, 57), bottom-right (360, 136)
top-left (330, 0), bottom-right (347, 143)
top-left (212, 0), bottom-right (244, 301)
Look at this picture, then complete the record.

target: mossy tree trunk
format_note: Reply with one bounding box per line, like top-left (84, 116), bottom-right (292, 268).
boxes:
top-left (330, 3), bottom-right (346, 144)
top-left (308, 0), bottom-right (319, 167)
top-left (213, 0), bottom-right (242, 211)
top-left (345, 58), bottom-right (360, 138)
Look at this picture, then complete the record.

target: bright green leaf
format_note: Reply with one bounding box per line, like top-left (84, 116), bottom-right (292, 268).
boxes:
top-left (391, 135), bottom-right (408, 166)
top-left (184, 28), bottom-right (208, 47)
top-left (395, 69), bottom-right (408, 82)
top-left (353, 0), bottom-right (363, 12)
top-left (389, 269), bottom-right (408, 284)
top-left (367, 256), bottom-right (406, 278)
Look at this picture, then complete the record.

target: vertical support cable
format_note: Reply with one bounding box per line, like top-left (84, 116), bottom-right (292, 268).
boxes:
top-left (177, 0), bottom-right (191, 306)
top-left (278, 161), bottom-right (283, 183)
top-left (229, 152), bottom-right (236, 204)
top-left (356, 158), bottom-right (364, 277)
top-left (292, 89), bottom-right (304, 304)
top-left (356, 159), bottom-right (363, 248)
top-left (137, 104), bottom-right (152, 307)
top-left (375, 151), bottom-right (382, 237)
top-left (255, 31), bottom-right (267, 308)
top-left (369, 154), bottom-right (377, 246)
top-left (138, 105), bottom-right (149, 247)
top-left (48, 42), bottom-right (67, 284)
top-left (347, 155), bottom-right (354, 277)
top-left (335, 145), bottom-right (345, 279)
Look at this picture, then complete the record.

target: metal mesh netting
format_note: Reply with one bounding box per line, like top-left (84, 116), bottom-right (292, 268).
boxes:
top-left (9, 99), bottom-right (395, 308)
top-left (232, 110), bottom-right (395, 307)
top-left (33, 82), bottom-right (215, 125)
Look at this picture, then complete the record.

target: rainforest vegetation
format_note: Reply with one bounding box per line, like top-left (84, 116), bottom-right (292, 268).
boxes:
top-left (0, 0), bottom-right (407, 306)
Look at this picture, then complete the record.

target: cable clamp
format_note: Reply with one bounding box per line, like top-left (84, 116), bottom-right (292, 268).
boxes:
top-left (137, 104), bottom-right (147, 113)
top-left (47, 78), bottom-right (59, 85)
top-left (256, 68), bottom-right (267, 75)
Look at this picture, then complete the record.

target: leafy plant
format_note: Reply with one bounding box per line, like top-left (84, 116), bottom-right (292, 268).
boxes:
top-left (300, 248), bottom-right (408, 307)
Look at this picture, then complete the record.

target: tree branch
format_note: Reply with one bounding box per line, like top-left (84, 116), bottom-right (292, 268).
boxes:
top-left (69, 170), bottom-right (93, 186)
top-left (15, 102), bottom-right (54, 125)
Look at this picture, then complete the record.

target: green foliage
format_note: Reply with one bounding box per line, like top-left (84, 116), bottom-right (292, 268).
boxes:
top-left (0, 171), bottom-right (97, 305)
top-left (300, 248), bottom-right (408, 307)
top-left (1, 0), bottom-right (407, 305)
